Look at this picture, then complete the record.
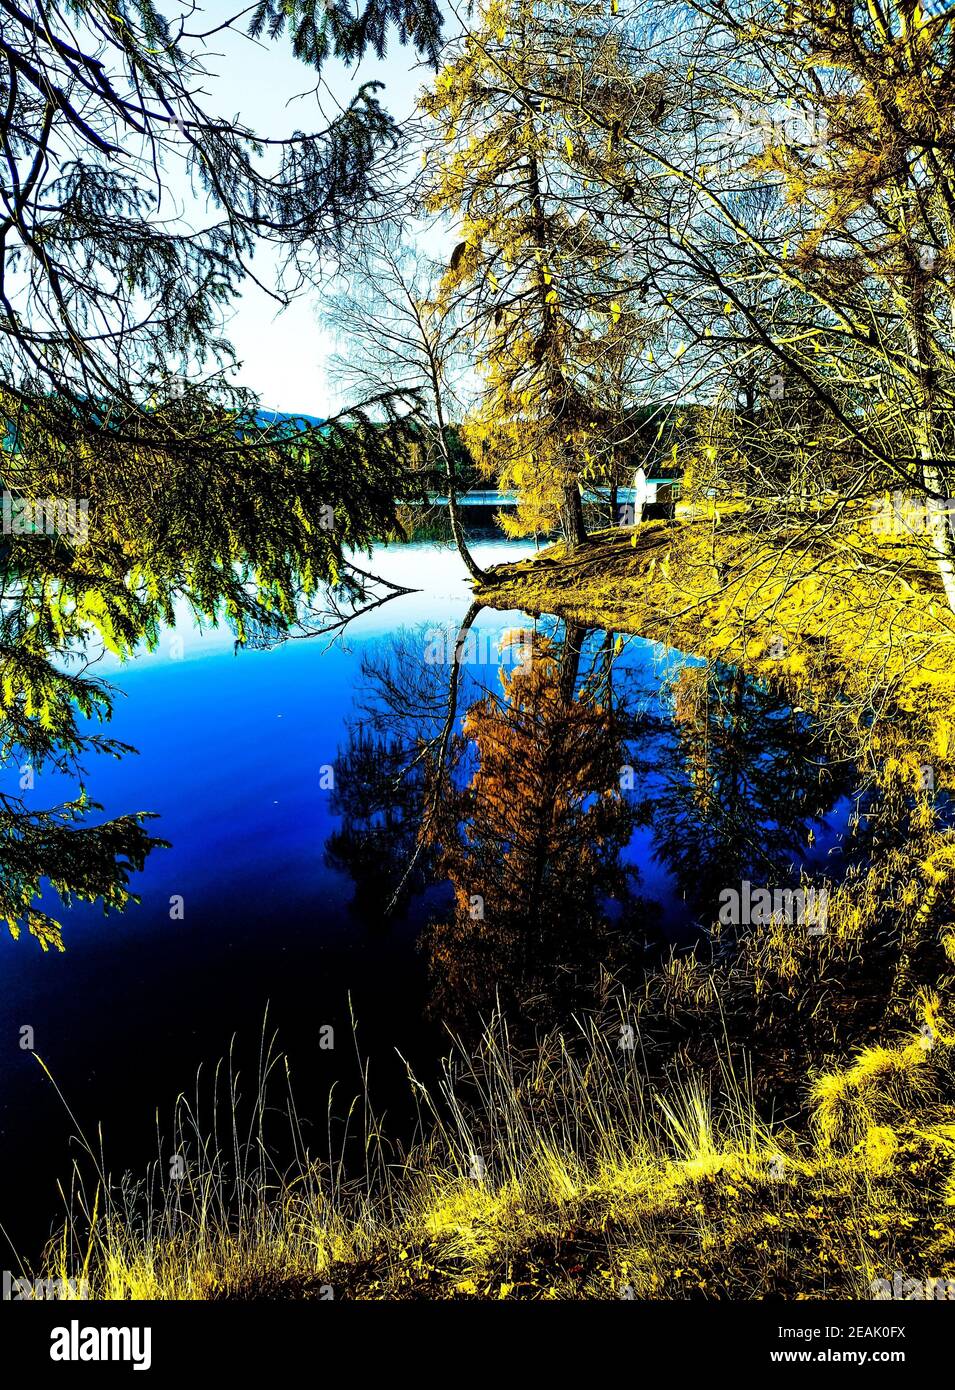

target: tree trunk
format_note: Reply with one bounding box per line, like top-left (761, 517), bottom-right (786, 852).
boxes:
top-left (922, 463), bottom-right (955, 611)
top-left (429, 377), bottom-right (487, 584)
top-left (906, 299), bottom-right (955, 611)
top-left (559, 482), bottom-right (587, 547)
top-left (445, 468), bottom-right (487, 584)
top-left (526, 149), bottom-right (588, 550)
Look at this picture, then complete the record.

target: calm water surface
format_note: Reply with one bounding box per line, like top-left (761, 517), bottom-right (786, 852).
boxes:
top-left (0, 538), bottom-right (857, 1258)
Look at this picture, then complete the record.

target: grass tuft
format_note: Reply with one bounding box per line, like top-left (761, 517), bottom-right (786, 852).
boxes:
top-left (17, 996), bottom-right (955, 1300)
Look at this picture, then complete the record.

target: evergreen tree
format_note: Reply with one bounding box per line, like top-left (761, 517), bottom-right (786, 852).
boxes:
top-left (421, 0), bottom-right (652, 544)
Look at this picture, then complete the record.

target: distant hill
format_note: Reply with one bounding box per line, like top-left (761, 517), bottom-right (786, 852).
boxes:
top-left (252, 410), bottom-right (326, 432)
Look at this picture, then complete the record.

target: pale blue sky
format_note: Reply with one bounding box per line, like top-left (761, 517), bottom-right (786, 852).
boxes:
top-left (183, 3), bottom-right (449, 414)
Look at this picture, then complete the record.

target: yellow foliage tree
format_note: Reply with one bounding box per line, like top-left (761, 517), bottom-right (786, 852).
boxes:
top-left (421, 0), bottom-right (653, 543)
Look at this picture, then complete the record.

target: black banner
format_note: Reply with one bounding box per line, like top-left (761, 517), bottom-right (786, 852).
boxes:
top-left (1, 1299), bottom-right (950, 1375)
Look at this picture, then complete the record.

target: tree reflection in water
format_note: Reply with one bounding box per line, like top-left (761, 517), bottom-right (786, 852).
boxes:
top-left (332, 614), bottom-right (862, 1038)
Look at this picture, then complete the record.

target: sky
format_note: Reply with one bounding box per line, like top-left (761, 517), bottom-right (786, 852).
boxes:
top-left (183, 3), bottom-right (449, 415)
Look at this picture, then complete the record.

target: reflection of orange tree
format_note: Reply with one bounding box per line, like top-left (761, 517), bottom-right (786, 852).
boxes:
top-left (423, 625), bottom-right (659, 1032)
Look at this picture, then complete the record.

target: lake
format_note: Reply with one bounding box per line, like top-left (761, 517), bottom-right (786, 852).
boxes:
top-left (0, 537), bottom-right (858, 1261)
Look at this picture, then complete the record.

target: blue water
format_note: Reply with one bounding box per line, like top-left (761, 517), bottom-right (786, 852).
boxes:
top-left (0, 538), bottom-right (856, 1258)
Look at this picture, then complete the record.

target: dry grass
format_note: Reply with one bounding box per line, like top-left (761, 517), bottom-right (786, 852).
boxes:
top-left (13, 996), bottom-right (955, 1300)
